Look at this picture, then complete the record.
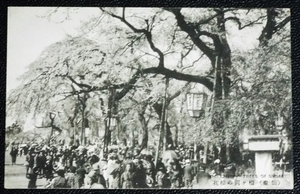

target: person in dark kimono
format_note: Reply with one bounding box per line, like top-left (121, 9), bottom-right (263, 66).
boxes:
top-left (23, 145), bottom-right (29, 156)
top-left (39, 151), bottom-right (47, 177)
top-left (165, 165), bottom-right (173, 188)
top-left (76, 162), bottom-right (86, 188)
top-left (44, 156), bottom-right (55, 181)
top-left (156, 158), bottom-right (166, 173)
top-left (132, 160), bottom-right (147, 188)
top-left (183, 159), bottom-right (194, 188)
top-left (34, 150), bottom-right (43, 178)
top-left (26, 166), bottom-right (39, 189)
top-left (25, 148), bottom-right (35, 174)
top-left (10, 145), bottom-right (18, 165)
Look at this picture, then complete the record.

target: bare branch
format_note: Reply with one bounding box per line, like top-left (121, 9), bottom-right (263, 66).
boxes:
top-left (167, 81), bottom-right (190, 104)
top-left (181, 53), bottom-right (205, 71)
top-left (273, 16), bottom-right (291, 33)
top-left (194, 8), bottom-right (237, 25)
top-left (115, 66), bottom-right (213, 101)
top-left (225, 15), bottom-right (266, 30)
top-left (100, 8), bottom-right (165, 68)
top-left (34, 124), bottom-right (51, 128)
top-left (164, 8), bottom-right (215, 62)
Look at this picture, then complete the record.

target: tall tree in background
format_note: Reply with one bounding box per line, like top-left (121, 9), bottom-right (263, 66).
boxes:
top-left (7, 8), bottom-right (291, 158)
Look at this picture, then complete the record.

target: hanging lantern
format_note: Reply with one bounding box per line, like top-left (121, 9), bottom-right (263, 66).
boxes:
top-left (275, 115), bottom-right (284, 131)
top-left (85, 128), bottom-right (90, 137)
top-left (186, 93), bottom-right (208, 118)
top-left (243, 138), bottom-right (249, 151)
top-left (109, 116), bottom-right (117, 127)
top-left (54, 130), bottom-right (60, 136)
top-left (85, 119), bottom-right (90, 137)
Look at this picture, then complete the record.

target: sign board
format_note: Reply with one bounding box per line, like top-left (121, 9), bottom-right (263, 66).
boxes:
top-left (248, 135), bottom-right (281, 151)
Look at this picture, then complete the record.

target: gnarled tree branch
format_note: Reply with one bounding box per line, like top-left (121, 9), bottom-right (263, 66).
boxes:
top-left (165, 8), bottom-right (216, 63)
top-left (224, 15), bottom-right (266, 30)
top-left (100, 8), bottom-right (165, 68)
top-left (115, 66), bottom-right (213, 101)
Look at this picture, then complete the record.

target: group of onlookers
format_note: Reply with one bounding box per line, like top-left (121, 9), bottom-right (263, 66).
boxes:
top-left (17, 141), bottom-right (212, 189)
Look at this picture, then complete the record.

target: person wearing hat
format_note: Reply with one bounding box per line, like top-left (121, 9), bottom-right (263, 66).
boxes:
top-left (183, 159), bottom-right (194, 189)
top-left (76, 161), bottom-right (86, 188)
top-left (33, 148), bottom-right (42, 177)
top-left (107, 154), bottom-right (122, 189)
top-left (65, 166), bottom-right (79, 189)
top-left (132, 160), bottom-right (147, 188)
top-left (10, 144), bottom-right (19, 165)
top-left (25, 148), bottom-right (35, 175)
top-left (44, 156), bottom-right (55, 181)
top-left (90, 163), bottom-right (107, 188)
top-left (27, 166), bottom-right (39, 188)
top-left (45, 167), bottom-right (68, 188)
top-left (38, 150), bottom-right (47, 178)
top-left (80, 170), bottom-right (105, 189)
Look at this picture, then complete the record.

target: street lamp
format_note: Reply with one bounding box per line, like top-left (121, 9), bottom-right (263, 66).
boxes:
top-left (186, 93), bottom-right (208, 118)
top-left (54, 130), bottom-right (60, 136)
top-left (186, 92), bottom-right (208, 161)
top-left (275, 115), bottom-right (284, 132)
top-left (84, 119), bottom-right (89, 145)
top-left (48, 112), bottom-right (57, 145)
top-left (108, 115), bottom-right (117, 129)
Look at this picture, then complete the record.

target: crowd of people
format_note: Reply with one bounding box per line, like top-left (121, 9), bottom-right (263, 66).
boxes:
top-left (8, 136), bottom-right (291, 189)
top-left (9, 139), bottom-right (215, 189)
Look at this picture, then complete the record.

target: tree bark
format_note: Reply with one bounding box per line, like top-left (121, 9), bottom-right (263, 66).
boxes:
top-left (153, 102), bottom-right (174, 148)
top-left (174, 125), bottom-right (178, 148)
top-left (138, 110), bottom-right (148, 150)
top-left (259, 8), bottom-right (290, 47)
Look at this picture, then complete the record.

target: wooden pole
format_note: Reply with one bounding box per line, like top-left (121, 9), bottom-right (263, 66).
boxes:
top-left (155, 77), bottom-right (169, 166)
top-left (81, 110), bottom-right (85, 145)
top-left (163, 77), bottom-right (169, 152)
top-left (203, 56), bottom-right (218, 164)
top-left (194, 121), bottom-right (197, 161)
top-left (155, 121), bottom-right (162, 167)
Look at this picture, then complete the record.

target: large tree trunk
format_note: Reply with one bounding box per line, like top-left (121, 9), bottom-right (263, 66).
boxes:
top-left (215, 8), bottom-right (232, 99)
top-left (216, 9), bottom-right (233, 163)
top-left (138, 111), bottom-right (148, 150)
top-left (174, 125), bottom-right (178, 147)
top-left (153, 102), bottom-right (174, 148)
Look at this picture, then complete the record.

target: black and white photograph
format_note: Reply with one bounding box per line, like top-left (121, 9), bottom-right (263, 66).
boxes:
top-left (6, 7), bottom-right (292, 189)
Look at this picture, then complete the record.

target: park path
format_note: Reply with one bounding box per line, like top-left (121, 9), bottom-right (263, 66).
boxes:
top-left (4, 151), bottom-right (46, 189)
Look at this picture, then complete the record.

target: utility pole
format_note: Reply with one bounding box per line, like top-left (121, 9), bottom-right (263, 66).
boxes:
top-left (163, 77), bottom-right (169, 152)
top-left (155, 77), bottom-right (169, 166)
top-left (48, 112), bottom-right (56, 145)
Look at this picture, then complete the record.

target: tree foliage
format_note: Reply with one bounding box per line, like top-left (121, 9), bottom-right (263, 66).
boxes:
top-left (7, 8), bottom-right (291, 153)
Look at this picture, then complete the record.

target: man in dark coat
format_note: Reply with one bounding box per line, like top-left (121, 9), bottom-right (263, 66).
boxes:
top-left (183, 159), bottom-right (194, 188)
top-left (10, 145), bottom-right (19, 165)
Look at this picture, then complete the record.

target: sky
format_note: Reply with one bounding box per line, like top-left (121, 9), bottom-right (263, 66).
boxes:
top-left (7, 7), bottom-right (100, 94)
top-left (7, 7), bottom-right (100, 128)
top-left (7, 7), bottom-right (261, 93)
top-left (6, 7), bottom-right (261, 129)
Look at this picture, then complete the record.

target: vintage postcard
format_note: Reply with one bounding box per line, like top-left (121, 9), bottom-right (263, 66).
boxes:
top-left (6, 7), bottom-right (292, 189)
